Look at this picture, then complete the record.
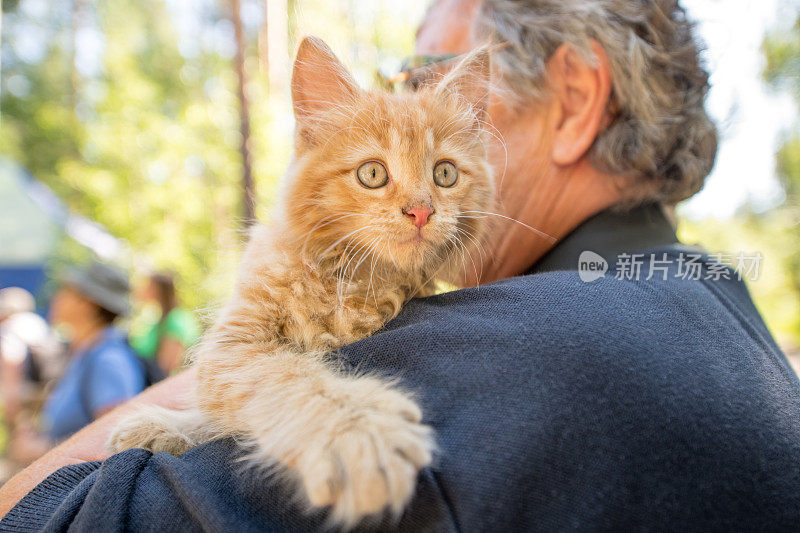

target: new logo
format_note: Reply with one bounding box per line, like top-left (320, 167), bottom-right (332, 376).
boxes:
top-left (578, 251), bottom-right (608, 283)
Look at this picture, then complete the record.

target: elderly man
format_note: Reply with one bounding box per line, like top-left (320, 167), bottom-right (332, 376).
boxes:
top-left (2, 1), bottom-right (799, 531)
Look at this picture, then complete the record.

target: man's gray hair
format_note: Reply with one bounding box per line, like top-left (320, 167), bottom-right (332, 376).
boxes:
top-left (475, 0), bottom-right (718, 203)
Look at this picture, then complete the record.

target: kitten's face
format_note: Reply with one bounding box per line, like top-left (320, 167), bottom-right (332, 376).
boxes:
top-left (285, 37), bottom-right (493, 277)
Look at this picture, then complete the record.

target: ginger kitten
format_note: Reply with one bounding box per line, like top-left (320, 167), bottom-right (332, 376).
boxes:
top-left (109, 36), bottom-right (494, 527)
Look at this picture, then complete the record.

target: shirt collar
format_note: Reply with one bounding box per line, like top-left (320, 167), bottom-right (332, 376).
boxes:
top-left (72, 326), bottom-right (117, 359)
top-left (528, 203), bottom-right (679, 274)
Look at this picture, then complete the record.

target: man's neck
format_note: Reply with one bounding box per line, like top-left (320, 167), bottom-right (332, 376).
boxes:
top-left (70, 321), bottom-right (106, 353)
top-left (471, 159), bottom-right (626, 284)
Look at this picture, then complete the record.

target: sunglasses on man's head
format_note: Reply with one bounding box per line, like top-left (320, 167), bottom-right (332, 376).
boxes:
top-left (377, 53), bottom-right (463, 92)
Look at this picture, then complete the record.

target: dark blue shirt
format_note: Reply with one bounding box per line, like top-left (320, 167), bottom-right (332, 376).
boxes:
top-left (3, 205), bottom-right (800, 532)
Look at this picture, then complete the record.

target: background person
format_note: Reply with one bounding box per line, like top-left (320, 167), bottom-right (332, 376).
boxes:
top-left (41, 262), bottom-right (145, 442)
top-left (0, 288), bottom-right (64, 470)
top-left (0, 288), bottom-right (63, 428)
top-left (130, 272), bottom-right (199, 375)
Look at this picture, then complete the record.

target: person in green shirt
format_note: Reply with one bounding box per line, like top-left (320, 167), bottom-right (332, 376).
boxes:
top-left (130, 273), bottom-right (199, 374)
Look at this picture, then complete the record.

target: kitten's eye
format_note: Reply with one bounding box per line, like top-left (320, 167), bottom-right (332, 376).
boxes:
top-left (433, 161), bottom-right (458, 188)
top-left (356, 161), bottom-right (389, 189)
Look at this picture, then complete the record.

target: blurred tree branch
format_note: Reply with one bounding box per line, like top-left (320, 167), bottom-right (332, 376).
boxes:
top-left (231, 0), bottom-right (255, 225)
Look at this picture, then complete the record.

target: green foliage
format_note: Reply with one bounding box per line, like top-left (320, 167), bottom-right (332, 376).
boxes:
top-left (763, 15), bottom-right (800, 102)
top-left (1, 0), bottom-right (256, 310)
top-left (749, 8), bottom-right (800, 346)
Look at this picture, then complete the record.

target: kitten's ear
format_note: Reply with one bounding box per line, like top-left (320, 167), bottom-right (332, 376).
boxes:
top-left (291, 36), bottom-right (359, 121)
top-left (435, 47), bottom-right (491, 123)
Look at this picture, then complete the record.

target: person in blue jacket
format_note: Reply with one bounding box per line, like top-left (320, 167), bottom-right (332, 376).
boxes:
top-left (42, 262), bottom-right (145, 442)
top-left (2, 1), bottom-right (800, 531)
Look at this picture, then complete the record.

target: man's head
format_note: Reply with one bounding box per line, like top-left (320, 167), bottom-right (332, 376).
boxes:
top-left (416, 0), bottom-right (717, 281)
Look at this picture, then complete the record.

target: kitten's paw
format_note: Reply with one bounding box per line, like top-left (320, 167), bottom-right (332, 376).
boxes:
top-left (107, 406), bottom-right (202, 456)
top-left (296, 386), bottom-right (435, 527)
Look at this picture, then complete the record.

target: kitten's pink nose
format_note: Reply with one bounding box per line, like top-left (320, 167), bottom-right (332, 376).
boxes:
top-left (402, 205), bottom-right (433, 228)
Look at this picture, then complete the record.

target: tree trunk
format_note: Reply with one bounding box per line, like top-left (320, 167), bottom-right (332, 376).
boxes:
top-left (230, 0), bottom-right (256, 225)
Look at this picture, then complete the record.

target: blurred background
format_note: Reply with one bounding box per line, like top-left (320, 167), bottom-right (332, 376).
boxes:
top-left (0, 0), bottom-right (799, 481)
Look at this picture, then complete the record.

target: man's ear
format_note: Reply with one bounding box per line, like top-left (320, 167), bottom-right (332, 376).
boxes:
top-left (547, 40), bottom-right (613, 166)
top-left (435, 47), bottom-right (491, 123)
top-left (291, 36), bottom-right (360, 122)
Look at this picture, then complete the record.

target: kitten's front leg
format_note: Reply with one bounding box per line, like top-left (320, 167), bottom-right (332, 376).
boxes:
top-left (295, 377), bottom-right (434, 525)
top-left (108, 405), bottom-right (222, 456)
top-left (228, 352), bottom-right (435, 527)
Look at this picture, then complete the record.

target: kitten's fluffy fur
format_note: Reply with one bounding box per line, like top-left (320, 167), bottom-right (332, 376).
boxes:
top-left (109, 37), bottom-right (494, 527)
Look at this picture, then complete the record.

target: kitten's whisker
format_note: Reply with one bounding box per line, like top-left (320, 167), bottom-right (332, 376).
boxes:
top-left (336, 234), bottom-right (372, 301)
top-left (453, 230), bottom-right (480, 287)
top-left (340, 236), bottom-right (379, 302)
top-left (443, 233), bottom-right (469, 286)
top-left (455, 239), bottom-right (475, 288)
top-left (336, 240), bottom-right (356, 296)
top-left (345, 237), bottom-right (378, 286)
top-left (461, 211), bottom-right (557, 242)
top-left (320, 225), bottom-right (379, 259)
top-left (363, 237), bottom-right (384, 310)
top-left (375, 238), bottom-right (390, 307)
top-left (454, 225), bottom-right (488, 269)
top-left (338, 236), bottom-right (374, 302)
top-left (476, 118), bottom-right (509, 190)
top-left (454, 223), bottom-right (485, 259)
top-left (300, 213), bottom-right (359, 258)
top-left (385, 239), bottom-right (398, 268)
top-left (351, 242), bottom-right (377, 305)
top-left (407, 266), bottom-right (440, 301)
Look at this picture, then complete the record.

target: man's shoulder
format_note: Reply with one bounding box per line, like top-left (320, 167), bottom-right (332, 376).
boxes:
top-left (353, 267), bottom-right (795, 407)
top-left (348, 269), bottom-right (800, 529)
top-left (395, 268), bottom-right (742, 356)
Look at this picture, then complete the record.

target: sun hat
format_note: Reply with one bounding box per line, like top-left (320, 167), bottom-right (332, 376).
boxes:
top-left (63, 262), bottom-right (131, 317)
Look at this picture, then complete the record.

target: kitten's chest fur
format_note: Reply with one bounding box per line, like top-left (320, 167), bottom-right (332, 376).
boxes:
top-left (219, 225), bottom-right (434, 355)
